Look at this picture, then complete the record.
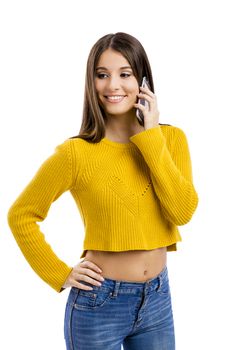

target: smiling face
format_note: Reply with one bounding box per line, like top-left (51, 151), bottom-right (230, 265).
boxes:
top-left (94, 48), bottom-right (140, 119)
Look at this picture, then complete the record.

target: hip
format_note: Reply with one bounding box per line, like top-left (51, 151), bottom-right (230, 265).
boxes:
top-left (84, 247), bottom-right (167, 282)
top-left (64, 265), bottom-right (175, 349)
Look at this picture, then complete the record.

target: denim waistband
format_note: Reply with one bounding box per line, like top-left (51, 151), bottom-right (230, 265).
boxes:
top-left (102, 264), bottom-right (168, 287)
top-left (75, 265), bottom-right (169, 297)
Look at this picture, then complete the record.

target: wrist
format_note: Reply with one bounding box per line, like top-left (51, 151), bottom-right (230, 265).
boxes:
top-left (144, 123), bottom-right (159, 130)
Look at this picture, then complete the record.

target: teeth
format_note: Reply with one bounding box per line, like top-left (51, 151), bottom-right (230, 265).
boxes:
top-left (106, 96), bottom-right (124, 100)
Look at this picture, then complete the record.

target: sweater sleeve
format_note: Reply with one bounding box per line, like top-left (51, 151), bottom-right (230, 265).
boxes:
top-left (7, 139), bottom-right (75, 293)
top-left (129, 126), bottom-right (198, 225)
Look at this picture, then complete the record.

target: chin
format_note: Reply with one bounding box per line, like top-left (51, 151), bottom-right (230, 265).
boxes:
top-left (105, 105), bottom-right (134, 114)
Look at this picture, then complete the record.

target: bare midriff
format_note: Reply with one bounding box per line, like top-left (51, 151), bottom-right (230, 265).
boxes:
top-left (84, 247), bottom-right (167, 282)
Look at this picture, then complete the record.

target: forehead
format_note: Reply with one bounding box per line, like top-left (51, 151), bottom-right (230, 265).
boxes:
top-left (96, 48), bottom-right (131, 70)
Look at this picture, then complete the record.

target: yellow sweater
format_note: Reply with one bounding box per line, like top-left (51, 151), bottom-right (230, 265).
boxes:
top-left (7, 124), bottom-right (198, 292)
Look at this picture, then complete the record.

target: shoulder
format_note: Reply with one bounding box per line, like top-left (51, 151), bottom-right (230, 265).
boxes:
top-left (58, 136), bottom-right (98, 163)
top-left (56, 136), bottom-right (89, 153)
top-left (159, 124), bottom-right (189, 153)
top-left (159, 123), bottom-right (187, 140)
top-left (53, 137), bottom-right (88, 180)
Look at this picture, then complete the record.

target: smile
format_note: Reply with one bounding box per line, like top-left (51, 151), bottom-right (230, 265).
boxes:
top-left (104, 95), bottom-right (126, 103)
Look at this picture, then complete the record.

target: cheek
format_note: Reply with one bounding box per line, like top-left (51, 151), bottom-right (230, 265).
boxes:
top-left (126, 81), bottom-right (139, 95)
top-left (94, 79), bottom-right (103, 95)
top-left (128, 88), bottom-right (139, 100)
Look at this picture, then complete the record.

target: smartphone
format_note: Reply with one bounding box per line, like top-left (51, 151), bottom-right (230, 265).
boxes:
top-left (136, 76), bottom-right (150, 123)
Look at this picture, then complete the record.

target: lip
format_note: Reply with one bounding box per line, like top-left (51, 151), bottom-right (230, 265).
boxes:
top-left (104, 95), bottom-right (126, 103)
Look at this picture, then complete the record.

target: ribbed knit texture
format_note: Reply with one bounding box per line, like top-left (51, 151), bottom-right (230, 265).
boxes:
top-left (7, 124), bottom-right (198, 292)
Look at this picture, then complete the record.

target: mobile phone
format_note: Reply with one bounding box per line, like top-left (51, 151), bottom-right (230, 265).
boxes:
top-left (136, 76), bottom-right (150, 123)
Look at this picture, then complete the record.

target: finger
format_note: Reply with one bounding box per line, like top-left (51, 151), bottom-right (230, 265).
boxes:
top-left (139, 91), bottom-right (157, 106)
top-left (134, 103), bottom-right (147, 111)
top-left (137, 93), bottom-right (154, 103)
top-left (80, 267), bottom-right (104, 282)
top-left (72, 272), bottom-right (103, 289)
top-left (135, 102), bottom-right (157, 115)
top-left (73, 280), bottom-right (94, 290)
top-left (80, 260), bottom-right (102, 273)
top-left (136, 96), bottom-right (152, 109)
top-left (139, 86), bottom-right (156, 98)
top-left (137, 91), bottom-right (157, 103)
top-left (80, 274), bottom-right (103, 286)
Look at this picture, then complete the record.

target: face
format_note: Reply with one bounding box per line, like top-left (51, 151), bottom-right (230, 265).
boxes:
top-left (94, 48), bottom-right (139, 119)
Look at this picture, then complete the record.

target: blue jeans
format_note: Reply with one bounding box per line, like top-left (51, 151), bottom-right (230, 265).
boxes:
top-left (64, 265), bottom-right (175, 349)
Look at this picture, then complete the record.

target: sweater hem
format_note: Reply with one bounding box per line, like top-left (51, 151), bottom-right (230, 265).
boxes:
top-left (79, 239), bottom-right (181, 259)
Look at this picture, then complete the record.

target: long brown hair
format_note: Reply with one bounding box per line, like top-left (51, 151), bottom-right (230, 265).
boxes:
top-left (69, 32), bottom-right (155, 143)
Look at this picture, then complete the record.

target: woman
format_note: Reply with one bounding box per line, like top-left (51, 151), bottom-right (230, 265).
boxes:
top-left (8, 32), bottom-right (198, 349)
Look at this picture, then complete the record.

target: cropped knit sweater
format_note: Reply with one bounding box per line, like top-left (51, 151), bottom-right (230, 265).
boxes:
top-left (7, 124), bottom-right (198, 292)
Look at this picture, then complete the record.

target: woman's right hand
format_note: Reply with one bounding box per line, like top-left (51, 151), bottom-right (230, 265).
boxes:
top-left (62, 260), bottom-right (105, 290)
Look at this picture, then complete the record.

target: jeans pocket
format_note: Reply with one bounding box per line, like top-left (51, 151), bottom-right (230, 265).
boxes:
top-left (155, 275), bottom-right (171, 296)
top-left (73, 288), bottom-right (112, 310)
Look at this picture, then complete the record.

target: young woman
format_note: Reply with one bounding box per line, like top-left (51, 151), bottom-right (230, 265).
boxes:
top-left (8, 32), bottom-right (198, 349)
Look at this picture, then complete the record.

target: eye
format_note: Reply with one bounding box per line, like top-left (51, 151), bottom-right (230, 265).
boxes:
top-left (121, 73), bottom-right (131, 78)
top-left (96, 72), bottom-right (132, 79)
top-left (96, 73), bottom-right (108, 79)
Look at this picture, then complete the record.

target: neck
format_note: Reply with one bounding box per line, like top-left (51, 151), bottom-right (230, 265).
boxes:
top-left (104, 112), bottom-right (144, 140)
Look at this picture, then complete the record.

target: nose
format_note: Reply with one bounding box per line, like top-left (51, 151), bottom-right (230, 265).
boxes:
top-left (107, 76), bottom-right (121, 91)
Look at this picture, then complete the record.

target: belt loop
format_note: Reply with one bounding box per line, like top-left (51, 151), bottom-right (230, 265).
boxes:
top-left (112, 281), bottom-right (121, 297)
top-left (155, 274), bottom-right (162, 292)
top-left (159, 274), bottom-right (163, 290)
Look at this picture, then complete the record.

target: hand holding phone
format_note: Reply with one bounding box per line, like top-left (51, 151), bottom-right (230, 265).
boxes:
top-left (136, 76), bottom-right (150, 123)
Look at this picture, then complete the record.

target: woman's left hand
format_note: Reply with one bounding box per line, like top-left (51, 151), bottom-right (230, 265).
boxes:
top-left (134, 85), bottom-right (160, 130)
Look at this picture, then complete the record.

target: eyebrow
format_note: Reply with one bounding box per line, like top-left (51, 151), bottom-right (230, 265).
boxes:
top-left (96, 66), bottom-right (132, 71)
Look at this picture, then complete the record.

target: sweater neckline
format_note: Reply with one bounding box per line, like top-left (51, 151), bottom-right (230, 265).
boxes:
top-left (102, 137), bottom-right (135, 148)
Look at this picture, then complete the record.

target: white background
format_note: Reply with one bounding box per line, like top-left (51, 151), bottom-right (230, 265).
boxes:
top-left (1, 0), bottom-right (232, 349)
